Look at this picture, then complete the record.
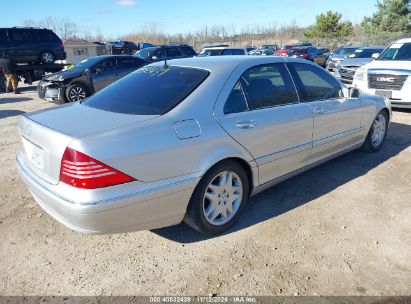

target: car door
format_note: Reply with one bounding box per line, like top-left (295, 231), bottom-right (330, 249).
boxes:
top-left (215, 62), bottom-right (314, 185)
top-left (90, 57), bottom-right (118, 92)
top-left (288, 62), bottom-right (363, 165)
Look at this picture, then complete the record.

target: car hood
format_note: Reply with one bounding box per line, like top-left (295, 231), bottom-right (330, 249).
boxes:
top-left (43, 67), bottom-right (84, 82)
top-left (339, 58), bottom-right (373, 67)
top-left (24, 102), bottom-right (159, 139)
top-left (362, 60), bottom-right (411, 71)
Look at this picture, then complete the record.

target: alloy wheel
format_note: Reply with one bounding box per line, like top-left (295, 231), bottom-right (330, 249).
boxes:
top-left (202, 171), bottom-right (243, 226)
top-left (42, 52), bottom-right (54, 64)
top-left (68, 86), bottom-right (86, 102)
top-left (371, 113), bottom-right (387, 148)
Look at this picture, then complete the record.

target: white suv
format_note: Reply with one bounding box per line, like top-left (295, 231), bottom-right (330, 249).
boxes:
top-left (353, 38), bottom-right (411, 109)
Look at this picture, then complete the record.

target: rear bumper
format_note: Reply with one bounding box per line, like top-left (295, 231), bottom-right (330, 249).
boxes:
top-left (16, 154), bottom-right (198, 234)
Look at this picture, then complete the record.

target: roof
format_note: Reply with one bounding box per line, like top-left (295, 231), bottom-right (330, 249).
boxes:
top-left (358, 46), bottom-right (386, 50)
top-left (150, 55), bottom-right (286, 72)
top-left (396, 38), bottom-right (411, 44)
top-left (64, 39), bottom-right (99, 47)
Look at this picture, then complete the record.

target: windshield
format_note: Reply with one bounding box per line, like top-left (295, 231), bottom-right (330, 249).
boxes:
top-left (349, 49), bottom-right (382, 58)
top-left (335, 47), bottom-right (357, 55)
top-left (198, 49), bottom-right (224, 57)
top-left (377, 43), bottom-right (411, 61)
top-left (83, 66), bottom-right (210, 115)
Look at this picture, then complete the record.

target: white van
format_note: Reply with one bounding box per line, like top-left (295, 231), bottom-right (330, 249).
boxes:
top-left (353, 38), bottom-right (411, 109)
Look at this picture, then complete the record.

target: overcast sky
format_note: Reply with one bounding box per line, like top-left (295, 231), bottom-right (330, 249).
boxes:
top-left (1, 0), bottom-right (378, 37)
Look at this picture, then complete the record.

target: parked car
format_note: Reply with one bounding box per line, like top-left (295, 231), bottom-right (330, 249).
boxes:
top-left (248, 49), bottom-right (274, 56)
top-left (17, 56), bottom-right (391, 235)
top-left (38, 55), bottom-right (147, 103)
top-left (326, 46), bottom-right (361, 71)
top-left (134, 44), bottom-right (196, 62)
top-left (353, 38), bottom-right (411, 109)
top-left (197, 47), bottom-right (248, 57)
top-left (288, 46), bottom-right (319, 61)
top-left (335, 46), bottom-right (385, 84)
top-left (275, 43), bottom-right (312, 57)
top-left (259, 44), bottom-right (279, 51)
top-left (0, 27), bottom-right (66, 64)
top-left (312, 48), bottom-right (330, 67)
top-left (110, 41), bottom-right (138, 55)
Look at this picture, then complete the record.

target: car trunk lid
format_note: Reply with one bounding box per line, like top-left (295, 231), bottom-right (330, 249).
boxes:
top-left (18, 103), bottom-right (158, 185)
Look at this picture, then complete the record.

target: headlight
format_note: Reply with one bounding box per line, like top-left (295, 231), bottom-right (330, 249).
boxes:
top-left (354, 68), bottom-right (365, 81)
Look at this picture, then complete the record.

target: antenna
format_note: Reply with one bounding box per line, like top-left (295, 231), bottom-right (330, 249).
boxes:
top-left (162, 45), bottom-right (168, 69)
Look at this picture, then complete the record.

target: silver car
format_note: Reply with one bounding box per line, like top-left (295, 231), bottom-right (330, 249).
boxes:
top-left (16, 56), bottom-right (391, 235)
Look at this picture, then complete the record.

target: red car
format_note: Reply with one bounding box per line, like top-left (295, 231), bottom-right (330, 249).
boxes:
top-left (275, 45), bottom-right (293, 56)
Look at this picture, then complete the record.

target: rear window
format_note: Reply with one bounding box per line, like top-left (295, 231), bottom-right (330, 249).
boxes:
top-left (83, 66), bottom-right (209, 115)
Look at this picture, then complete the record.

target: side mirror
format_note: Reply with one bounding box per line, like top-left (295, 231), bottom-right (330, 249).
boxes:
top-left (349, 87), bottom-right (360, 99)
top-left (372, 53), bottom-right (380, 59)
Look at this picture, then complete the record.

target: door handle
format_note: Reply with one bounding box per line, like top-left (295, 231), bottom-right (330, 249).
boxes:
top-left (235, 120), bottom-right (256, 129)
top-left (313, 107), bottom-right (327, 115)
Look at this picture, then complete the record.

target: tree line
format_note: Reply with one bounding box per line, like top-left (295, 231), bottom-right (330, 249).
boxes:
top-left (22, 0), bottom-right (410, 46)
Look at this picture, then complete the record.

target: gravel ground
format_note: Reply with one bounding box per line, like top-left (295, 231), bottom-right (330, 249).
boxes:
top-left (0, 85), bottom-right (410, 296)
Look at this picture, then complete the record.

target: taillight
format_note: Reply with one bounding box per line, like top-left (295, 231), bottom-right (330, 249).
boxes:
top-left (301, 53), bottom-right (309, 58)
top-left (60, 42), bottom-right (64, 49)
top-left (60, 147), bottom-right (136, 189)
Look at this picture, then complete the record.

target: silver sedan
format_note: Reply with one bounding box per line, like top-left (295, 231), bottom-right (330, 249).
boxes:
top-left (16, 56), bottom-right (391, 235)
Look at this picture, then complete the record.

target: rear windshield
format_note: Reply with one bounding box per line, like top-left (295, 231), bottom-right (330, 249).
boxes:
top-left (198, 49), bottom-right (224, 57)
top-left (289, 48), bottom-right (307, 55)
top-left (83, 66), bottom-right (210, 115)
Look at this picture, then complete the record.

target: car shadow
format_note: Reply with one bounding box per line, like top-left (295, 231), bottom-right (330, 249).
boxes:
top-left (18, 85), bottom-right (38, 93)
top-left (0, 97), bottom-right (33, 104)
top-left (152, 121), bottom-right (411, 243)
top-left (0, 110), bottom-right (26, 119)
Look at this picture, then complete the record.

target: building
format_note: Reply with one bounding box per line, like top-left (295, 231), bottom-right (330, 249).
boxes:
top-left (63, 40), bottom-right (108, 64)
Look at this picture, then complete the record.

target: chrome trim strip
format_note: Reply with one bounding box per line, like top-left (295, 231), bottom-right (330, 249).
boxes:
top-left (313, 127), bottom-right (362, 147)
top-left (256, 142), bottom-right (312, 166)
top-left (368, 69), bottom-right (411, 76)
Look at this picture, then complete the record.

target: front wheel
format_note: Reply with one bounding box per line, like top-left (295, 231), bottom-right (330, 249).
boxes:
top-left (361, 110), bottom-right (388, 152)
top-left (184, 160), bottom-right (249, 235)
top-left (65, 83), bottom-right (89, 102)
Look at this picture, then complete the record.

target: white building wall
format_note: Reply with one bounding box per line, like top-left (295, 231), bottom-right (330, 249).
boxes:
top-left (64, 46), bottom-right (98, 64)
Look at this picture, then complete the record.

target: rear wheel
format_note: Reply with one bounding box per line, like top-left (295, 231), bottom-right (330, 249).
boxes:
top-left (361, 110), bottom-right (388, 152)
top-left (184, 160), bottom-right (249, 235)
top-left (65, 83), bottom-right (89, 102)
top-left (40, 51), bottom-right (55, 64)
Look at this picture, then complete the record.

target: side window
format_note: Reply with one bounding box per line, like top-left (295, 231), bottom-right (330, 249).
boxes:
top-left (10, 30), bottom-right (26, 41)
top-left (166, 47), bottom-right (182, 57)
top-left (224, 82), bottom-right (248, 114)
top-left (181, 47), bottom-right (196, 56)
top-left (232, 49), bottom-right (245, 55)
top-left (117, 57), bottom-right (137, 68)
top-left (222, 49), bottom-right (233, 55)
top-left (241, 63), bottom-right (299, 110)
top-left (0, 29), bottom-right (8, 42)
top-left (290, 63), bottom-right (342, 101)
top-left (94, 58), bottom-right (116, 72)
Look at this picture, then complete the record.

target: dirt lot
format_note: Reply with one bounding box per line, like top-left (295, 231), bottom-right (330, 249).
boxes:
top-left (0, 85), bottom-right (410, 296)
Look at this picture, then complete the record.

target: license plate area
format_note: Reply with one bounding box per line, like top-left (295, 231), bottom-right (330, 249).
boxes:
top-left (375, 90), bottom-right (392, 99)
top-left (22, 137), bottom-right (44, 170)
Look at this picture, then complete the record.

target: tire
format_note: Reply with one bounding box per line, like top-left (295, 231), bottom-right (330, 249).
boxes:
top-left (39, 51), bottom-right (55, 64)
top-left (361, 110), bottom-right (388, 152)
top-left (184, 160), bottom-right (250, 235)
top-left (65, 83), bottom-right (89, 102)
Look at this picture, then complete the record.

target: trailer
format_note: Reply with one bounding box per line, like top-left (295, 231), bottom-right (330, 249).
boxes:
top-left (0, 63), bottom-right (69, 92)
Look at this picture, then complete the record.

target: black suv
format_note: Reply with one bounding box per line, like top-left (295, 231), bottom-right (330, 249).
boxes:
top-left (38, 55), bottom-right (147, 103)
top-left (110, 41), bottom-right (139, 55)
top-left (0, 27), bottom-right (66, 64)
top-left (134, 44), bottom-right (196, 62)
